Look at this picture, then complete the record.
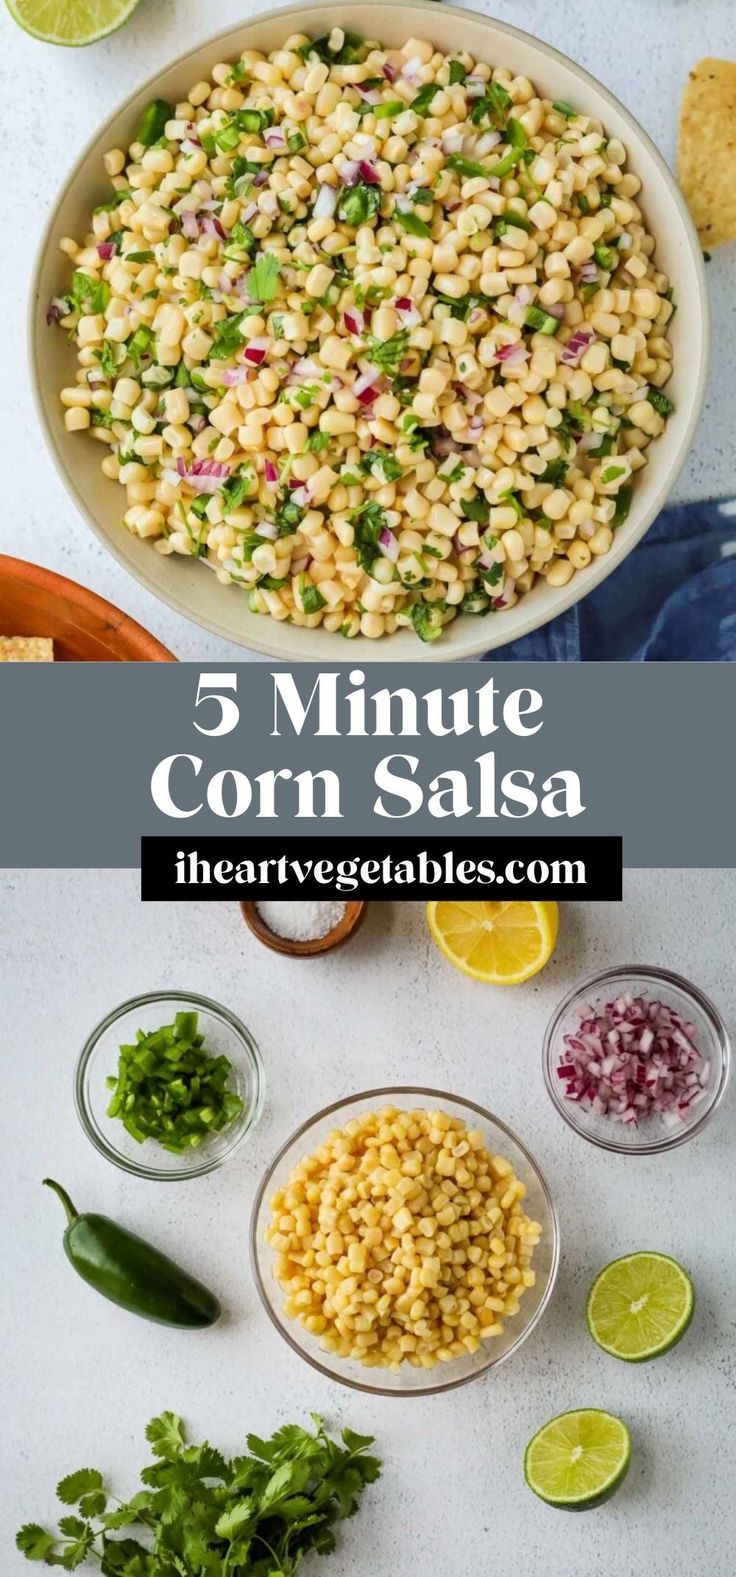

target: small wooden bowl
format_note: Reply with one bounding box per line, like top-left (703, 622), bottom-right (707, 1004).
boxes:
top-left (240, 900), bottom-right (367, 958)
top-left (0, 555), bottom-right (175, 661)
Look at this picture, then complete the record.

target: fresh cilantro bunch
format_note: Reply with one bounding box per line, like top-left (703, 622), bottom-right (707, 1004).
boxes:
top-left (16, 1412), bottom-right (380, 1574)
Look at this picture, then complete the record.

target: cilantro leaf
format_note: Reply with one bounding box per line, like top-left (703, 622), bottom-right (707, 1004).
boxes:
top-left (364, 329), bottom-right (409, 376)
top-left (245, 252), bottom-right (282, 305)
top-left (56, 1469), bottom-right (104, 1506)
top-left (16, 1525), bottom-right (56, 1561)
top-left (145, 1412), bottom-right (186, 1458)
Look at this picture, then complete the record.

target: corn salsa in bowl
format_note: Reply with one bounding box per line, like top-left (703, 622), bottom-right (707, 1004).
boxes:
top-left (48, 23), bottom-right (680, 645)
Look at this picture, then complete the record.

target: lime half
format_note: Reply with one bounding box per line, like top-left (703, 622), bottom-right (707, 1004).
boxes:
top-left (4, 0), bottom-right (141, 45)
top-left (525, 1408), bottom-right (630, 1510)
top-left (587, 1251), bottom-right (694, 1362)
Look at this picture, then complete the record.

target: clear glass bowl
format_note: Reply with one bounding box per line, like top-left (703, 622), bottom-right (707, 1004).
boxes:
top-left (250, 1086), bottom-right (559, 1396)
top-left (543, 965), bottom-right (730, 1155)
top-left (75, 990), bottom-right (264, 1179)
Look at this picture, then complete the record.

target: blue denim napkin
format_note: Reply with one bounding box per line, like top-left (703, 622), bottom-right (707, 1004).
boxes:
top-left (484, 498), bottom-right (736, 661)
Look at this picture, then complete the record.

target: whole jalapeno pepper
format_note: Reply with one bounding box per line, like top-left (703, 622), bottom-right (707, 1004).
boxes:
top-left (44, 1179), bottom-right (221, 1328)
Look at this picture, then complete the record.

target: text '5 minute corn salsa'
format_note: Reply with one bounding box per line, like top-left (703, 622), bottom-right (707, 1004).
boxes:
top-left (52, 28), bottom-right (675, 643)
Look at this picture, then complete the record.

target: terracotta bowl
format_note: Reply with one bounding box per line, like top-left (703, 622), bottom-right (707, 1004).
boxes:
top-left (0, 555), bottom-right (175, 661)
top-left (240, 900), bottom-right (367, 957)
top-left (30, 1), bottom-right (708, 661)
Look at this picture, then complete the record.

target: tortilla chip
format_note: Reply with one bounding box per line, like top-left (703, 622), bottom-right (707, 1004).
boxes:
top-left (0, 637), bottom-right (54, 662)
top-left (679, 58), bottom-right (736, 247)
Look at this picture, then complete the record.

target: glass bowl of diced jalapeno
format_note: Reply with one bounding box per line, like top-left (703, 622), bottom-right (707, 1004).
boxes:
top-left (75, 990), bottom-right (264, 1179)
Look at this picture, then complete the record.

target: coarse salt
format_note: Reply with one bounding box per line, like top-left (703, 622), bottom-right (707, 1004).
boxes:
top-left (256, 899), bottom-right (347, 942)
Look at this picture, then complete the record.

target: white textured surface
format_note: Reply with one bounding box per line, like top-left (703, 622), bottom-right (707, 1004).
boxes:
top-left (1, 0), bottom-right (734, 659)
top-left (2, 869), bottom-right (735, 1575)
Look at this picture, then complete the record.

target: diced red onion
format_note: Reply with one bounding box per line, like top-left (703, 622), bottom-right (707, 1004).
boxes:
top-left (356, 85), bottom-right (382, 104)
top-left (243, 337), bottom-right (269, 366)
top-left (353, 369), bottom-right (381, 403)
top-left (516, 284), bottom-right (534, 308)
top-left (395, 296), bottom-right (421, 327)
top-left (561, 328), bottom-right (595, 366)
top-left (468, 306), bottom-right (487, 327)
top-left (557, 991), bottom-right (709, 1127)
top-left (290, 554), bottom-right (311, 573)
top-left (358, 159), bottom-right (381, 186)
top-left (181, 210), bottom-right (199, 239)
top-left (289, 484), bottom-right (311, 508)
top-left (176, 458), bottom-right (230, 493)
top-left (579, 261), bottom-right (598, 282)
top-left (264, 127), bottom-right (287, 149)
top-left (441, 129), bottom-right (465, 155)
top-left (344, 307), bottom-right (365, 336)
top-left (507, 298), bottom-right (524, 325)
top-left (188, 413), bottom-right (206, 433)
top-left (383, 61), bottom-right (398, 83)
top-left (255, 519), bottom-right (279, 540)
top-left (465, 75), bottom-right (486, 97)
top-left (96, 241), bottom-right (116, 261)
top-left (546, 301), bottom-right (565, 320)
top-left (379, 526), bottom-right (400, 562)
top-left (339, 158), bottom-right (361, 186)
top-left (313, 184), bottom-right (338, 220)
top-left (495, 343), bottom-right (530, 367)
top-left (241, 201), bottom-right (259, 224)
top-left (46, 297), bottom-right (69, 325)
top-left (221, 366), bottom-right (249, 386)
top-left (264, 459), bottom-right (278, 486)
top-left (201, 214), bottom-right (227, 241)
top-left (253, 170), bottom-right (269, 188)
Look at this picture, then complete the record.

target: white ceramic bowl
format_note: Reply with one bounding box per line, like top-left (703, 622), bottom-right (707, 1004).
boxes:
top-left (30, 1), bottom-right (709, 661)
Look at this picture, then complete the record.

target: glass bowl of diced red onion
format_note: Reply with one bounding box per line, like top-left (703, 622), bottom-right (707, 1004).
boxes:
top-left (543, 966), bottom-right (730, 1154)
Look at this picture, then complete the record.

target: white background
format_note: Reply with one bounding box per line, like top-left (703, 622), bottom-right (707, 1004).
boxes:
top-left (2, 870), bottom-right (735, 1576)
top-left (1, 0), bottom-right (735, 658)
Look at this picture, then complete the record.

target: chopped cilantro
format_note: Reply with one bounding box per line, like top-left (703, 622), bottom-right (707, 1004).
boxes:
top-left (539, 456), bottom-right (568, 484)
top-left (209, 312), bottom-right (247, 360)
top-left (448, 61), bottom-right (467, 85)
top-left (306, 430), bottom-right (330, 453)
top-left (470, 80), bottom-right (512, 128)
top-left (364, 329), bottom-right (409, 376)
top-left (601, 464), bottom-right (627, 483)
top-left (411, 602), bottom-right (445, 641)
top-left (220, 467), bottom-right (254, 509)
top-left (552, 99), bottom-right (577, 119)
top-left (462, 493), bottom-right (490, 527)
top-left (245, 252), bottom-right (282, 304)
top-left (298, 575), bottom-right (327, 614)
top-left (348, 499), bottom-right (388, 571)
top-left (95, 341), bottom-right (117, 381)
top-left (69, 271), bottom-right (110, 315)
top-left (360, 449), bottom-right (404, 481)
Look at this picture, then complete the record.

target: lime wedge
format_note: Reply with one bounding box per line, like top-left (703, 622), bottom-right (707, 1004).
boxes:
top-left (587, 1251), bottom-right (694, 1362)
top-left (4, 0), bottom-right (141, 45)
top-left (525, 1408), bottom-right (630, 1510)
